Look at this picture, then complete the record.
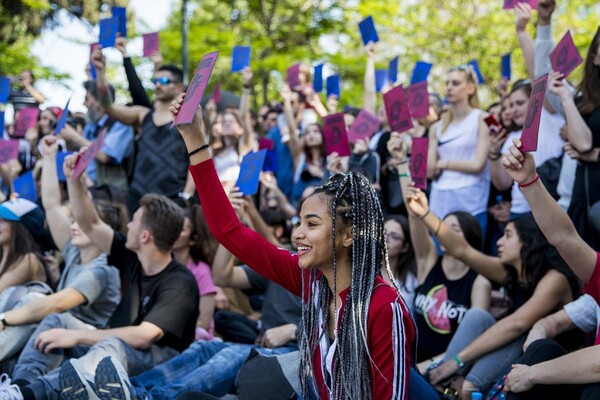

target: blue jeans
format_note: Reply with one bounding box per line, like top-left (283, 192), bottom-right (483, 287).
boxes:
top-left (131, 340), bottom-right (297, 399)
top-left (408, 367), bottom-right (440, 399)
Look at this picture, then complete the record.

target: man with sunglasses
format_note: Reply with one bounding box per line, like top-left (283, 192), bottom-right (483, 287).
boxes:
top-left (91, 46), bottom-right (196, 216)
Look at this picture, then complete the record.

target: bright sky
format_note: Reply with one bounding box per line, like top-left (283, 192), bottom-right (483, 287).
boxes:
top-left (15, 0), bottom-right (176, 120)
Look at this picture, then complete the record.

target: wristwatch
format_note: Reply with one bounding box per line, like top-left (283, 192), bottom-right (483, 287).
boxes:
top-left (178, 192), bottom-right (192, 202)
top-left (0, 313), bottom-right (10, 327)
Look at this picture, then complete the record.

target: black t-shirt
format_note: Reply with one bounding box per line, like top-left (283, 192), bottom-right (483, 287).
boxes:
top-left (242, 265), bottom-right (301, 341)
top-left (107, 232), bottom-right (199, 352)
top-left (413, 257), bottom-right (478, 361)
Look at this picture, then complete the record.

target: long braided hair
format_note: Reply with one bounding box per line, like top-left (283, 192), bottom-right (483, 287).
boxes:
top-left (298, 172), bottom-right (398, 400)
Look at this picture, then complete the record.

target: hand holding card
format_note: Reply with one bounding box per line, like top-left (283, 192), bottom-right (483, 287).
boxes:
top-left (520, 73), bottom-right (549, 152)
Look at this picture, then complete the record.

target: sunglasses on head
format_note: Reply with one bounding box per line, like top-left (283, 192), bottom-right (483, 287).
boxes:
top-left (152, 77), bottom-right (174, 86)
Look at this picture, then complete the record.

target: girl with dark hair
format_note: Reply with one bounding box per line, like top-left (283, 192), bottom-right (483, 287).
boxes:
top-left (172, 99), bottom-right (415, 399)
top-left (383, 215), bottom-right (418, 310)
top-left (405, 186), bottom-right (579, 398)
top-left (388, 134), bottom-right (491, 362)
top-left (291, 123), bottom-right (328, 205)
top-left (171, 205), bottom-right (219, 340)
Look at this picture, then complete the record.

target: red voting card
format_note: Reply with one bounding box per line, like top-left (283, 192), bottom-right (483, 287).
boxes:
top-left (323, 113), bottom-right (350, 157)
top-left (550, 31), bottom-right (583, 78)
top-left (520, 74), bottom-right (548, 152)
top-left (174, 52), bottom-right (220, 126)
top-left (72, 129), bottom-right (106, 180)
top-left (212, 83), bottom-right (221, 103)
top-left (503, 0), bottom-right (539, 9)
top-left (347, 109), bottom-right (380, 144)
top-left (0, 140), bottom-right (19, 164)
top-left (143, 32), bottom-right (159, 57)
top-left (14, 108), bottom-right (40, 138)
top-left (258, 138), bottom-right (275, 151)
top-left (383, 85), bottom-right (413, 134)
top-left (484, 114), bottom-right (501, 130)
top-left (408, 81), bottom-right (430, 119)
top-left (410, 137), bottom-right (429, 189)
top-left (286, 64), bottom-right (301, 89)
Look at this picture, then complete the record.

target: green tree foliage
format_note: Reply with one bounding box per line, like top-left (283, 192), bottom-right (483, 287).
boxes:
top-left (157, 0), bottom-right (598, 109)
top-left (0, 0), bottom-right (128, 78)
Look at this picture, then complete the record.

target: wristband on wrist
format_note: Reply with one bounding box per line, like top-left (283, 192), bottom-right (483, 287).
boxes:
top-left (518, 174), bottom-right (540, 188)
top-left (453, 354), bottom-right (465, 368)
top-left (188, 144), bottom-right (210, 159)
top-left (399, 173), bottom-right (410, 178)
top-left (419, 208), bottom-right (431, 220)
top-left (488, 152), bottom-right (501, 161)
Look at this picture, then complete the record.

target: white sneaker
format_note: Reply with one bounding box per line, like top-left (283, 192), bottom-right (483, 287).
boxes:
top-left (0, 374), bottom-right (23, 400)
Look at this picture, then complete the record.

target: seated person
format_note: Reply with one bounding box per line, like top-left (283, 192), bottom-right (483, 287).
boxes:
top-left (0, 136), bottom-right (122, 363)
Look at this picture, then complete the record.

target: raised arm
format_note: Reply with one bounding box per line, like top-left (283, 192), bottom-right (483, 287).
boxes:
top-left (170, 95), bottom-right (302, 295)
top-left (515, 3), bottom-right (536, 82)
top-left (489, 128), bottom-right (514, 191)
top-left (405, 186), bottom-right (508, 284)
top-left (238, 67), bottom-right (256, 156)
top-left (435, 116), bottom-right (490, 175)
top-left (503, 138), bottom-right (598, 282)
top-left (427, 121), bottom-right (440, 179)
top-left (115, 37), bottom-right (152, 108)
top-left (40, 136), bottom-right (71, 250)
top-left (363, 41), bottom-right (376, 115)
top-left (63, 154), bottom-right (114, 254)
top-left (387, 133), bottom-right (437, 283)
top-left (211, 244), bottom-right (251, 289)
top-left (548, 72), bottom-right (594, 152)
top-left (91, 46), bottom-right (149, 127)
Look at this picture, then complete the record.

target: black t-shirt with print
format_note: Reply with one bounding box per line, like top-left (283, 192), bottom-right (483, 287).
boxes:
top-left (107, 232), bottom-right (199, 352)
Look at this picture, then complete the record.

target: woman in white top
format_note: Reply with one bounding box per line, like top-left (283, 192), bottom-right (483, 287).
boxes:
top-left (428, 66), bottom-right (490, 230)
top-left (489, 80), bottom-right (564, 216)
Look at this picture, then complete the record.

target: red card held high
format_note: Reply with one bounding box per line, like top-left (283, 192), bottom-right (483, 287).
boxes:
top-left (143, 32), bottom-right (159, 57)
top-left (14, 108), bottom-right (40, 138)
top-left (72, 129), bottom-right (107, 180)
top-left (410, 137), bottom-right (429, 189)
top-left (0, 140), bottom-right (19, 164)
top-left (286, 64), bottom-right (301, 89)
top-left (383, 85), bottom-right (413, 134)
top-left (408, 81), bottom-right (430, 119)
top-left (175, 52), bottom-right (220, 126)
top-left (550, 31), bottom-right (583, 78)
top-left (503, 0), bottom-right (539, 9)
top-left (520, 74), bottom-right (548, 153)
top-left (323, 113), bottom-right (351, 157)
top-left (347, 109), bottom-right (380, 144)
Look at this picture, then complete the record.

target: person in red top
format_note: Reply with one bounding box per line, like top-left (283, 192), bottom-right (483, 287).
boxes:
top-left (171, 94), bottom-right (415, 400)
top-left (500, 138), bottom-right (600, 398)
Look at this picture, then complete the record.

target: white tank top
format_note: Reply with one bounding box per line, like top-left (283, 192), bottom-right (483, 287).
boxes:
top-left (432, 108), bottom-right (489, 191)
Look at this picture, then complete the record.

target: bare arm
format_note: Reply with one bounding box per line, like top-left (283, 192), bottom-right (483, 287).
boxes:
top-left (197, 293), bottom-right (215, 331)
top-left (387, 133), bottom-right (438, 283)
top-left (2, 288), bottom-right (86, 327)
top-left (211, 244), bottom-right (252, 289)
top-left (0, 254), bottom-right (43, 293)
top-left (280, 86), bottom-right (302, 167)
top-left (63, 154), bottom-right (114, 255)
top-left (490, 128), bottom-right (513, 191)
top-left (22, 81), bottom-right (45, 104)
top-left (436, 116), bottom-right (490, 175)
top-left (363, 42), bottom-right (376, 115)
top-left (523, 308), bottom-right (575, 351)
top-left (515, 3), bottom-right (535, 82)
top-left (471, 275), bottom-right (492, 311)
top-left (406, 188), bottom-right (508, 284)
top-left (427, 122), bottom-right (440, 179)
top-left (58, 125), bottom-right (112, 164)
top-left (238, 67), bottom-right (256, 156)
top-left (91, 46), bottom-right (149, 127)
top-left (40, 136), bottom-right (71, 250)
top-left (503, 139), bottom-right (598, 282)
top-left (36, 322), bottom-right (163, 353)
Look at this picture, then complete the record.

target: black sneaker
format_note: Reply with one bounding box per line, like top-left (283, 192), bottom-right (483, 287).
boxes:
top-left (94, 357), bottom-right (135, 400)
top-left (59, 359), bottom-right (100, 400)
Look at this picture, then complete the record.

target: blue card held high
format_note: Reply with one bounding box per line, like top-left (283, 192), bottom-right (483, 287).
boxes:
top-left (410, 61), bottom-right (433, 84)
top-left (236, 149), bottom-right (267, 196)
top-left (358, 16), bottom-right (379, 45)
top-left (313, 64), bottom-right (324, 92)
top-left (326, 75), bottom-right (340, 99)
top-left (231, 46), bottom-right (251, 72)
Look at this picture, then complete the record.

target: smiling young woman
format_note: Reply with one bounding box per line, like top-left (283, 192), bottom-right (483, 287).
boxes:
top-left (171, 95), bottom-right (416, 400)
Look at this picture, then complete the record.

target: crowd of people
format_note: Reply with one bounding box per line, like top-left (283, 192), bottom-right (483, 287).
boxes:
top-left (0, 1), bottom-right (599, 399)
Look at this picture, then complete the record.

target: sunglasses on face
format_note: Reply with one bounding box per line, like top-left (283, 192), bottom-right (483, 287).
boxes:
top-left (152, 77), bottom-right (174, 86)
